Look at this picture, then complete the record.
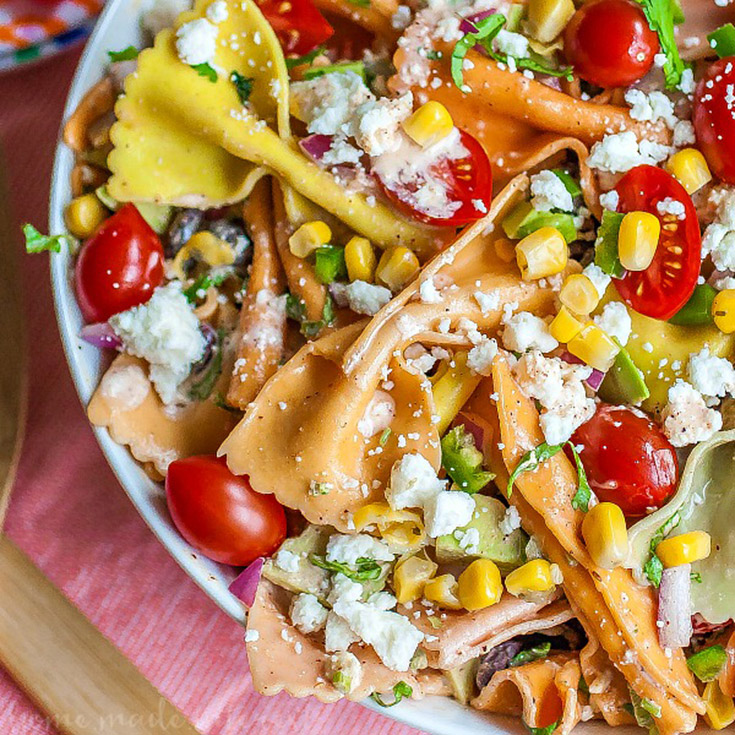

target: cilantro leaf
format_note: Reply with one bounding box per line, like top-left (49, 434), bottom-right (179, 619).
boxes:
top-left (23, 224), bottom-right (66, 253)
top-left (230, 71), bottom-right (253, 104)
top-left (566, 443), bottom-right (592, 512)
top-left (371, 681), bottom-right (413, 707)
top-left (108, 46), bottom-right (138, 62)
top-left (507, 442), bottom-right (565, 497)
top-left (643, 512), bottom-right (681, 587)
top-left (347, 0), bottom-right (370, 7)
top-left (191, 62), bottom-right (217, 82)
top-left (285, 46), bottom-right (326, 69)
top-left (451, 14), bottom-right (506, 90)
top-left (183, 270), bottom-right (232, 302)
top-left (310, 555), bottom-right (382, 581)
top-left (510, 641), bottom-right (552, 667)
top-left (627, 688), bottom-right (661, 732)
top-left (634, 0), bottom-right (685, 88)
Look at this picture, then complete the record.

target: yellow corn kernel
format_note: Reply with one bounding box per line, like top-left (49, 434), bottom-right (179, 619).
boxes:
top-left (375, 246), bottom-right (420, 291)
top-left (666, 148), bottom-right (713, 195)
top-left (713, 289), bottom-right (735, 334)
top-left (402, 101), bottom-right (454, 148)
top-left (505, 559), bottom-right (559, 597)
top-left (424, 574), bottom-right (463, 610)
top-left (353, 502), bottom-right (426, 551)
top-left (550, 306), bottom-right (584, 343)
top-left (344, 236), bottom-right (377, 283)
top-left (393, 554), bottom-right (438, 604)
top-left (704, 681), bottom-right (735, 730)
top-left (581, 502), bottom-right (629, 570)
top-left (527, 0), bottom-right (575, 42)
top-left (494, 237), bottom-right (517, 263)
top-left (567, 322), bottom-right (620, 371)
top-left (656, 530), bottom-right (712, 568)
top-left (515, 227), bottom-right (568, 281)
top-left (560, 274), bottom-right (600, 315)
top-left (457, 559), bottom-right (503, 611)
top-left (288, 221), bottom-right (331, 258)
top-left (618, 211), bottom-right (661, 272)
top-left (64, 194), bottom-right (108, 239)
top-left (172, 230), bottom-right (236, 280)
top-left (432, 351), bottom-right (482, 435)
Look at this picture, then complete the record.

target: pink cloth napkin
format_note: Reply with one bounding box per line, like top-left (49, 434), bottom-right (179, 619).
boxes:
top-left (0, 47), bottom-right (424, 735)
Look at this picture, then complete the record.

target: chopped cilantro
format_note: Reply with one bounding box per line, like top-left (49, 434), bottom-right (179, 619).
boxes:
top-left (552, 169), bottom-right (582, 199)
top-left (634, 0), bottom-right (686, 88)
top-left (510, 641), bottom-right (552, 667)
top-left (108, 46), bottom-right (138, 62)
top-left (332, 670), bottom-right (352, 693)
top-left (191, 62), bottom-right (217, 82)
top-left (425, 49), bottom-right (443, 60)
top-left (643, 512), bottom-right (680, 587)
top-left (371, 681), bottom-right (413, 707)
top-left (567, 443), bottom-right (592, 512)
top-left (300, 296), bottom-right (336, 338)
top-left (303, 61), bottom-right (366, 82)
top-left (230, 71), bottom-right (253, 103)
top-left (310, 555), bottom-right (382, 581)
top-left (213, 392), bottom-right (241, 413)
top-left (691, 571), bottom-right (702, 583)
top-left (285, 46), bottom-right (325, 70)
top-left (183, 270), bottom-right (231, 302)
top-left (627, 689), bottom-right (661, 733)
top-left (23, 224), bottom-right (66, 253)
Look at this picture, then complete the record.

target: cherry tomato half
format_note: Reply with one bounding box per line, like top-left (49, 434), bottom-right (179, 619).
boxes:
top-left (376, 129), bottom-right (492, 227)
top-left (569, 404), bottom-right (678, 517)
top-left (166, 455), bottom-right (287, 566)
top-left (256, 0), bottom-right (333, 56)
top-left (563, 0), bottom-right (660, 88)
top-left (74, 203), bottom-right (164, 323)
top-left (613, 165), bottom-right (701, 321)
top-left (693, 57), bottom-right (735, 184)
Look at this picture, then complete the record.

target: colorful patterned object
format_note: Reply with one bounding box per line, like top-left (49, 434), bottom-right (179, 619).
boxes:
top-left (0, 0), bottom-right (103, 71)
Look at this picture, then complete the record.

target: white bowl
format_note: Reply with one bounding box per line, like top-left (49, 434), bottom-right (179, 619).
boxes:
top-left (49, 4), bottom-right (609, 732)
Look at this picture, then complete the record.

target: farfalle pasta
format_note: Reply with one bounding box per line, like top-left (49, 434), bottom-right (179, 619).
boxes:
top-left (35, 0), bottom-right (735, 728)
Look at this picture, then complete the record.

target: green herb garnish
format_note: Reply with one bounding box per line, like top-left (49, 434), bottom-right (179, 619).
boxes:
top-left (708, 23), bottom-right (735, 59)
top-left (552, 169), bottom-right (582, 199)
top-left (627, 689), bottom-right (661, 733)
top-left (379, 428), bottom-right (392, 446)
top-left (310, 555), bottom-right (382, 581)
top-left (303, 61), bottom-right (366, 82)
top-left (441, 424), bottom-right (495, 494)
top-left (108, 45), bottom-right (138, 62)
top-left (510, 641), bottom-right (552, 667)
top-left (643, 512), bottom-right (681, 587)
top-left (687, 645), bottom-right (727, 682)
top-left (634, 0), bottom-right (686, 88)
top-left (183, 270), bottom-right (231, 302)
top-left (213, 392), bottom-right (241, 413)
top-left (371, 681), bottom-right (413, 707)
top-left (567, 443), bottom-right (592, 512)
top-left (191, 62), bottom-right (217, 82)
top-left (285, 46), bottom-right (326, 69)
top-left (691, 571), bottom-right (703, 583)
top-left (332, 670), bottom-right (352, 693)
top-left (230, 71), bottom-right (253, 103)
top-left (23, 224), bottom-right (66, 253)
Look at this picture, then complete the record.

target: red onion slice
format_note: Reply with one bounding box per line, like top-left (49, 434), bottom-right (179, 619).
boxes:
top-left (459, 9), bottom-right (497, 34)
top-left (658, 563), bottom-right (693, 649)
top-left (80, 322), bottom-right (122, 350)
top-left (228, 557), bottom-right (264, 608)
top-left (299, 134), bottom-right (335, 163)
top-left (560, 351), bottom-right (606, 392)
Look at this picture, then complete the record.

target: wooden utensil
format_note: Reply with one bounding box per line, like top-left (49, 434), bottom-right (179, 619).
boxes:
top-left (0, 146), bottom-right (203, 735)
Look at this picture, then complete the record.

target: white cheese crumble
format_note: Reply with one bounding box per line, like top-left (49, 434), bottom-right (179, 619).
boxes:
top-left (499, 505), bottom-right (522, 536)
top-left (587, 131), bottom-right (671, 173)
top-left (290, 593), bottom-right (328, 634)
top-left (599, 190), bottom-right (620, 211)
top-left (656, 197), bottom-right (686, 220)
top-left (502, 312), bottom-right (558, 354)
top-left (424, 491), bottom-right (475, 537)
top-left (275, 549), bottom-right (301, 573)
top-left (325, 533), bottom-right (394, 566)
top-left (673, 120), bottom-right (696, 148)
top-left (702, 188), bottom-right (735, 272)
top-left (387, 453), bottom-right (446, 509)
top-left (325, 611), bottom-right (360, 652)
top-left (582, 263), bottom-right (611, 299)
top-left (357, 390), bottom-right (396, 438)
top-left (334, 280), bottom-right (392, 315)
top-left (419, 277), bottom-right (443, 304)
top-left (624, 89), bottom-right (677, 129)
top-left (109, 283), bottom-right (206, 404)
top-left (205, 0), bottom-right (228, 22)
top-left (474, 290), bottom-right (500, 314)
top-left (530, 170), bottom-right (573, 213)
top-left (175, 18), bottom-right (218, 66)
top-left (493, 29), bottom-right (529, 58)
top-left (688, 347), bottom-right (735, 401)
top-left (244, 629), bottom-right (260, 643)
top-left (99, 363), bottom-right (151, 410)
top-left (593, 302), bottom-right (632, 346)
top-left (354, 93), bottom-right (413, 157)
top-left (661, 380), bottom-right (723, 447)
top-left (467, 337), bottom-right (499, 376)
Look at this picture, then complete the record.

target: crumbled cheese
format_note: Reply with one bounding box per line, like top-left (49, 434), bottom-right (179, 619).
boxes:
top-left (109, 283), bottom-right (206, 404)
top-left (582, 263), bottom-right (611, 299)
top-left (593, 302), bottom-right (632, 346)
top-left (357, 390), bottom-right (396, 438)
top-left (205, 0), bottom-right (228, 22)
top-left (530, 170), bottom-right (573, 213)
top-left (624, 89), bottom-right (677, 129)
top-left (702, 188), bottom-right (735, 272)
top-left (325, 611), bottom-right (360, 651)
top-left (354, 93), bottom-right (413, 156)
top-left (387, 453), bottom-right (446, 509)
top-left (493, 29), bottom-right (529, 58)
top-left (99, 363), bottom-right (151, 410)
top-left (474, 290), bottom-right (500, 314)
top-left (290, 593), bottom-right (328, 634)
top-left (661, 380), bottom-right (723, 447)
top-left (502, 312), bottom-right (558, 354)
top-left (656, 197), bottom-right (686, 220)
top-left (175, 18), bottom-right (218, 66)
top-left (326, 533), bottom-right (394, 566)
top-left (322, 135), bottom-right (362, 166)
top-left (419, 277), bottom-right (443, 304)
top-left (599, 190), bottom-right (620, 211)
top-left (325, 651), bottom-right (362, 694)
top-left (673, 120), bottom-right (696, 148)
top-left (457, 527), bottom-right (480, 553)
top-left (499, 505), bottom-right (522, 536)
top-left (244, 629), bottom-right (260, 643)
top-left (677, 67), bottom-right (696, 95)
top-left (688, 347), bottom-right (735, 401)
top-left (339, 280), bottom-right (392, 315)
top-left (275, 549), bottom-right (301, 573)
top-left (587, 131), bottom-right (671, 173)
top-left (467, 337), bottom-right (499, 376)
top-left (391, 4), bottom-right (412, 29)
top-left (423, 490), bottom-right (475, 537)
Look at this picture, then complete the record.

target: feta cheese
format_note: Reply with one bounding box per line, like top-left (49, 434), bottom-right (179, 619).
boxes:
top-left (423, 490), bottom-right (475, 537)
top-left (110, 283), bottom-right (206, 404)
top-left (587, 131), bottom-right (671, 173)
top-left (99, 363), bottom-right (151, 410)
top-left (499, 505), bottom-right (522, 536)
top-left (656, 197), bottom-right (686, 220)
top-left (290, 593), bottom-right (328, 634)
top-left (387, 452), bottom-right (446, 510)
top-left (493, 29), bottom-right (529, 58)
top-left (661, 380), bottom-right (723, 447)
top-left (599, 190), bottom-right (620, 211)
top-left (467, 337), bottom-right (499, 376)
top-left (325, 611), bottom-right (360, 651)
top-left (457, 527), bottom-right (481, 553)
top-left (540, 380), bottom-right (596, 445)
top-left (244, 629), bottom-right (260, 643)
top-left (677, 68), bottom-right (696, 95)
top-left (340, 280), bottom-right (392, 315)
top-left (624, 89), bottom-right (677, 129)
top-left (325, 533), bottom-right (394, 566)
top-left (175, 18), bottom-right (218, 66)
top-left (502, 312), bottom-right (559, 353)
top-left (688, 348), bottom-right (735, 400)
top-left (474, 290), bottom-right (500, 314)
top-left (322, 136), bottom-right (362, 166)
top-left (593, 301), bottom-right (632, 346)
top-left (530, 170), bottom-right (574, 213)
top-left (419, 277), bottom-right (443, 304)
top-left (328, 573), bottom-right (364, 605)
top-left (582, 263), bottom-right (611, 299)
top-left (702, 189), bottom-right (735, 272)
top-left (391, 4), bottom-right (412, 29)
top-left (673, 120), bottom-right (696, 148)
top-left (354, 93), bottom-right (413, 156)
top-left (275, 549), bottom-right (301, 573)
top-left (205, 0), bottom-right (228, 22)
top-left (357, 390), bottom-right (396, 438)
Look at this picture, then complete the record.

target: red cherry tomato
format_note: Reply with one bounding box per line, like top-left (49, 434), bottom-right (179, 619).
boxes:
top-left (569, 404), bottom-right (678, 517)
top-left (563, 0), bottom-right (660, 88)
top-left (613, 165), bottom-right (701, 320)
top-left (166, 455), bottom-right (287, 566)
top-left (693, 57), bottom-right (735, 184)
top-left (74, 203), bottom-right (164, 323)
top-left (255, 0), bottom-right (333, 56)
top-left (376, 129), bottom-right (492, 226)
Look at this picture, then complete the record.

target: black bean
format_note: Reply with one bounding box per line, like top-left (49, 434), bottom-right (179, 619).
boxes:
top-left (166, 209), bottom-right (203, 258)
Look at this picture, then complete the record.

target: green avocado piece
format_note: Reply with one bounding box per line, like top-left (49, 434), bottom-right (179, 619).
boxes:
top-left (445, 660), bottom-right (478, 705)
top-left (598, 340), bottom-right (650, 405)
top-left (668, 284), bottom-right (717, 326)
top-left (441, 425), bottom-right (495, 494)
top-left (501, 200), bottom-right (577, 244)
top-left (262, 525), bottom-right (331, 602)
top-left (95, 185), bottom-right (172, 234)
top-left (435, 495), bottom-right (527, 570)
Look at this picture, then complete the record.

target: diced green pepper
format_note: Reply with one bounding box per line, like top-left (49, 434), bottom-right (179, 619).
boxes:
top-left (314, 246), bottom-right (347, 284)
top-left (440, 424), bottom-right (495, 494)
top-left (594, 210), bottom-right (625, 278)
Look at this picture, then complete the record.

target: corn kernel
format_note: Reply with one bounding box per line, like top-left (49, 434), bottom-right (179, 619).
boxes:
top-left (458, 559), bottom-right (503, 611)
top-left (581, 502), bottom-right (629, 570)
top-left (666, 148), bottom-right (713, 195)
top-left (618, 211), bottom-right (661, 272)
top-left (64, 194), bottom-right (108, 239)
top-left (172, 230), bottom-right (236, 280)
top-left (393, 555), bottom-right (438, 604)
top-left (560, 274), bottom-right (600, 315)
top-left (713, 289), bottom-right (735, 334)
top-left (515, 227), bottom-right (568, 281)
top-left (656, 530), bottom-right (711, 568)
top-left (704, 681), bottom-right (735, 730)
top-left (567, 322), bottom-right (620, 371)
top-left (353, 502), bottom-right (426, 551)
top-left (550, 306), bottom-right (584, 343)
top-left (344, 236), bottom-right (377, 283)
top-left (402, 101), bottom-right (454, 148)
top-left (289, 221), bottom-right (331, 258)
top-left (376, 246), bottom-right (420, 291)
top-left (424, 574), bottom-right (463, 610)
top-left (527, 0), bottom-right (575, 42)
top-left (505, 559), bottom-right (558, 597)
top-left (432, 351), bottom-right (482, 435)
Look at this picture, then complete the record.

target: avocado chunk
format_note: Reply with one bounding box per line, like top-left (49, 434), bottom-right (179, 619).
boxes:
top-left (668, 284), bottom-right (717, 326)
top-left (441, 425), bottom-right (495, 494)
top-left (501, 200), bottom-right (577, 244)
top-left (95, 185), bottom-right (172, 234)
top-left (435, 495), bottom-right (527, 570)
top-left (598, 340), bottom-right (650, 405)
top-left (445, 660), bottom-right (478, 705)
